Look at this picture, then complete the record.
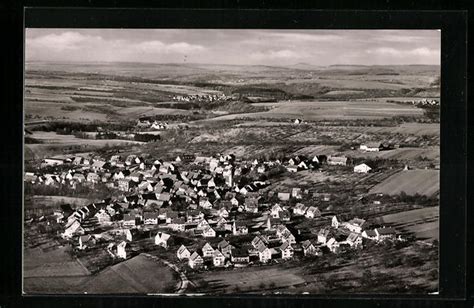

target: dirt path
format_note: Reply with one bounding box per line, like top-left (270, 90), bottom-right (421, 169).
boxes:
top-left (142, 253), bottom-right (189, 294)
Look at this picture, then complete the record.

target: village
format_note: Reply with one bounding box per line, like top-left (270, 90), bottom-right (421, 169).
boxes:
top-left (24, 141), bottom-right (409, 274)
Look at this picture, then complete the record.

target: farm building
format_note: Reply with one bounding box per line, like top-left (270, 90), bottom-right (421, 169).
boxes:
top-left (354, 163), bottom-right (372, 173)
top-left (327, 156), bottom-right (348, 166)
top-left (374, 227), bottom-right (396, 241)
top-left (359, 142), bottom-right (386, 152)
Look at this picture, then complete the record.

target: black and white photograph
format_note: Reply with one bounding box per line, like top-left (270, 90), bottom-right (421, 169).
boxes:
top-left (23, 28), bottom-right (441, 295)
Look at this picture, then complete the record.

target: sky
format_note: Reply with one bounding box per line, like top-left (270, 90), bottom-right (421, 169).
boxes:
top-left (25, 29), bottom-right (441, 66)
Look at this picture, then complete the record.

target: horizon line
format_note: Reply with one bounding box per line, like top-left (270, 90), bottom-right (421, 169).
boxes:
top-left (24, 60), bottom-right (441, 68)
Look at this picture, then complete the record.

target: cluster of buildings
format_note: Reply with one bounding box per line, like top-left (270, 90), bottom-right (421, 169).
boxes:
top-left (26, 147), bottom-right (399, 269)
top-left (172, 93), bottom-right (229, 103)
top-left (136, 119), bottom-right (168, 130)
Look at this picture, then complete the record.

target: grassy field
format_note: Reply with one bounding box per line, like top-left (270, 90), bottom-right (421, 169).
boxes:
top-left (375, 206), bottom-right (439, 241)
top-left (345, 147), bottom-right (439, 162)
top-left (369, 169), bottom-right (439, 197)
top-left (83, 254), bottom-right (178, 294)
top-left (189, 266), bottom-right (306, 294)
top-left (25, 132), bottom-right (144, 160)
top-left (204, 100), bottom-right (424, 121)
top-left (23, 246), bottom-right (91, 294)
top-left (24, 252), bottom-right (179, 294)
top-left (188, 240), bottom-right (438, 294)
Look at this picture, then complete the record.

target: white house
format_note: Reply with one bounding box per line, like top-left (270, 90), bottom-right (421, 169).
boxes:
top-left (257, 244), bottom-right (272, 263)
top-left (279, 241), bottom-right (294, 259)
top-left (201, 242), bottom-right (215, 258)
top-left (177, 245), bottom-right (191, 260)
top-left (374, 227), bottom-right (396, 241)
top-left (202, 227), bottom-right (216, 238)
top-left (188, 252), bottom-right (204, 269)
top-left (155, 232), bottom-right (171, 248)
top-left (213, 249), bottom-right (226, 267)
top-left (354, 163), bottom-right (372, 173)
top-left (345, 218), bottom-right (366, 233)
top-left (117, 241), bottom-right (128, 259)
top-left (305, 206), bottom-right (321, 219)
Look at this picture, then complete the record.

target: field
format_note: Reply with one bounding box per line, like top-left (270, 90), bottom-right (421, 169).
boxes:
top-left (375, 207), bottom-right (439, 241)
top-left (23, 246), bottom-right (91, 294)
top-left (82, 254), bottom-right (178, 294)
top-left (189, 266), bottom-right (305, 293)
top-left (205, 100), bottom-right (424, 121)
top-left (24, 252), bottom-right (179, 294)
top-left (25, 131), bottom-right (144, 160)
top-left (189, 240), bottom-right (438, 294)
top-left (369, 169), bottom-right (439, 197)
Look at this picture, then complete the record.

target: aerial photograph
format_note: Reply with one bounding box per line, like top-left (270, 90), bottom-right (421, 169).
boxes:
top-left (23, 29), bottom-right (440, 295)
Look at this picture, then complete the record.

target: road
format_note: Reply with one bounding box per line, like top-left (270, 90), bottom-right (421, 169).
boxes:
top-left (142, 253), bottom-right (189, 294)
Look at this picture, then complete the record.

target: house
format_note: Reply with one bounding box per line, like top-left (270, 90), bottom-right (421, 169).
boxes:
top-left (279, 241), bottom-right (294, 259)
top-left (201, 242), bottom-right (215, 258)
top-left (125, 228), bottom-right (146, 242)
top-left (188, 252), bottom-right (204, 269)
top-left (123, 214), bottom-right (136, 227)
top-left (326, 237), bottom-right (340, 253)
top-left (143, 212), bottom-right (159, 225)
top-left (155, 232), bottom-right (171, 248)
top-left (279, 210), bottom-right (291, 222)
top-left (301, 240), bottom-right (321, 256)
top-left (374, 227), bottom-right (396, 241)
top-left (360, 142), bottom-right (385, 152)
top-left (63, 220), bottom-right (84, 238)
top-left (271, 204), bottom-right (283, 218)
top-left (331, 216), bottom-right (340, 228)
top-left (118, 179), bottom-right (133, 192)
top-left (251, 235), bottom-right (267, 248)
top-left (345, 232), bottom-right (363, 248)
top-left (199, 198), bottom-right (213, 210)
top-left (361, 229), bottom-right (378, 240)
top-left (78, 235), bottom-right (95, 250)
top-left (354, 163), bottom-right (372, 173)
top-left (277, 192), bottom-right (291, 201)
top-left (230, 248), bottom-right (250, 264)
top-left (217, 239), bottom-right (233, 257)
top-left (345, 218), bottom-right (366, 233)
top-left (217, 207), bottom-right (229, 218)
top-left (86, 172), bottom-right (100, 184)
top-left (177, 245), bottom-right (191, 260)
top-left (244, 198), bottom-right (259, 213)
top-left (169, 217), bottom-right (186, 232)
top-left (202, 227), bottom-right (216, 238)
top-left (232, 221), bottom-right (248, 235)
top-left (256, 243), bottom-right (272, 263)
top-left (291, 187), bottom-right (303, 199)
top-left (93, 209), bottom-right (111, 224)
top-left (317, 228), bottom-right (330, 244)
top-left (327, 156), bottom-right (348, 166)
top-left (305, 206), bottom-right (321, 219)
top-left (293, 203), bottom-right (308, 216)
top-left (286, 166), bottom-right (299, 173)
top-left (117, 241), bottom-right (128, 259)
top-left (41, 158), bottom-right (64, 167)
top-left (213, 249), bottom-right (226, 267)
top-left (196, 219), bottom-right (210, 230)
top-left (187, 210), bottom-right (204, 222)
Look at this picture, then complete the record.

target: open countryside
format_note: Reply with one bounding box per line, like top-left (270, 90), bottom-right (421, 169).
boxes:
top-left (24, 29), bottom-right (440, 295)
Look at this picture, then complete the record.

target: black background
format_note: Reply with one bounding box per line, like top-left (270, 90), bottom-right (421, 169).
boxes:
top-left (0, 2), bottom-right (470, 308)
